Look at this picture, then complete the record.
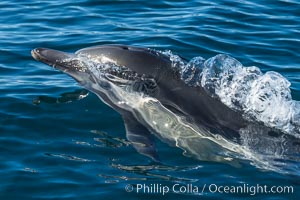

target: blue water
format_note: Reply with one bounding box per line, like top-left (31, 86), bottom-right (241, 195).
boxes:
top-left (1, 0), bottom-right (300, 199)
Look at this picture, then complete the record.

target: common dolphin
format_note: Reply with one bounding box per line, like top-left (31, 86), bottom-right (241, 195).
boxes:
top-left (31, 45), bottom-right (300, 173)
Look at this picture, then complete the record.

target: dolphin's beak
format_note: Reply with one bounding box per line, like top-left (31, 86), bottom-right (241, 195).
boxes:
top-left (32, 48), bottom-right (89, 83)
top-left (31, 48), bottom-right (77, 71)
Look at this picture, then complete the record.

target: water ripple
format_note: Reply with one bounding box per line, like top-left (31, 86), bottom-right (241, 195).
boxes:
top-left (1, 0), bottom-right (300, 199)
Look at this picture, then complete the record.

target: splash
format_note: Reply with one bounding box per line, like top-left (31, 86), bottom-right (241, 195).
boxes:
top-left (163, 51), bottom-right (300, 138)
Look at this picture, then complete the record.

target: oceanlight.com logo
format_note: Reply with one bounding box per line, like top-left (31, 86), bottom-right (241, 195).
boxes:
top-left (124, 183), bottom-right (294, 196)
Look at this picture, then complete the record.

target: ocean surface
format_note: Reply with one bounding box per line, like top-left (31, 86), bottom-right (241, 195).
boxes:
top-left (1, 0), bottom-right (300, 199)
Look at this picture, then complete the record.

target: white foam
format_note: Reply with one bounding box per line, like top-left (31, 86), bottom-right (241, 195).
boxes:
top-left (174, 53), bottom-right (300, 137)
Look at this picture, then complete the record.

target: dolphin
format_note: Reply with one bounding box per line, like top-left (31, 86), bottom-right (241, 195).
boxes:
top-left (31, 45), bottom-right (300, 171)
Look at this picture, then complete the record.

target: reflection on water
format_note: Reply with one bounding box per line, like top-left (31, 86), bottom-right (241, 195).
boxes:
top-left (33, 89), bottom-right (89, 105)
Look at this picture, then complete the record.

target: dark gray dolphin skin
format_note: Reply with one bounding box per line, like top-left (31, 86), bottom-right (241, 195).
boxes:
top-left (31, 45), bottom-right (249, 161)
top-left (32, 45), bottom-right (261, 162)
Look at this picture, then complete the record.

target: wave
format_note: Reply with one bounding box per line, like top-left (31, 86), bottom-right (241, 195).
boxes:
top-left (163, 51), bottom-right (300, 138)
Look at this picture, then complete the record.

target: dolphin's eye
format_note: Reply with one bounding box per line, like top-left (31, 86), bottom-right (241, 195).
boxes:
top-left (122, 46), bottom-right (129, 50)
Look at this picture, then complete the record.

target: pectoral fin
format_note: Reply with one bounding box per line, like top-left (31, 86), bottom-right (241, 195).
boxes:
top-left (123, 114), bottom-right (160, 162)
